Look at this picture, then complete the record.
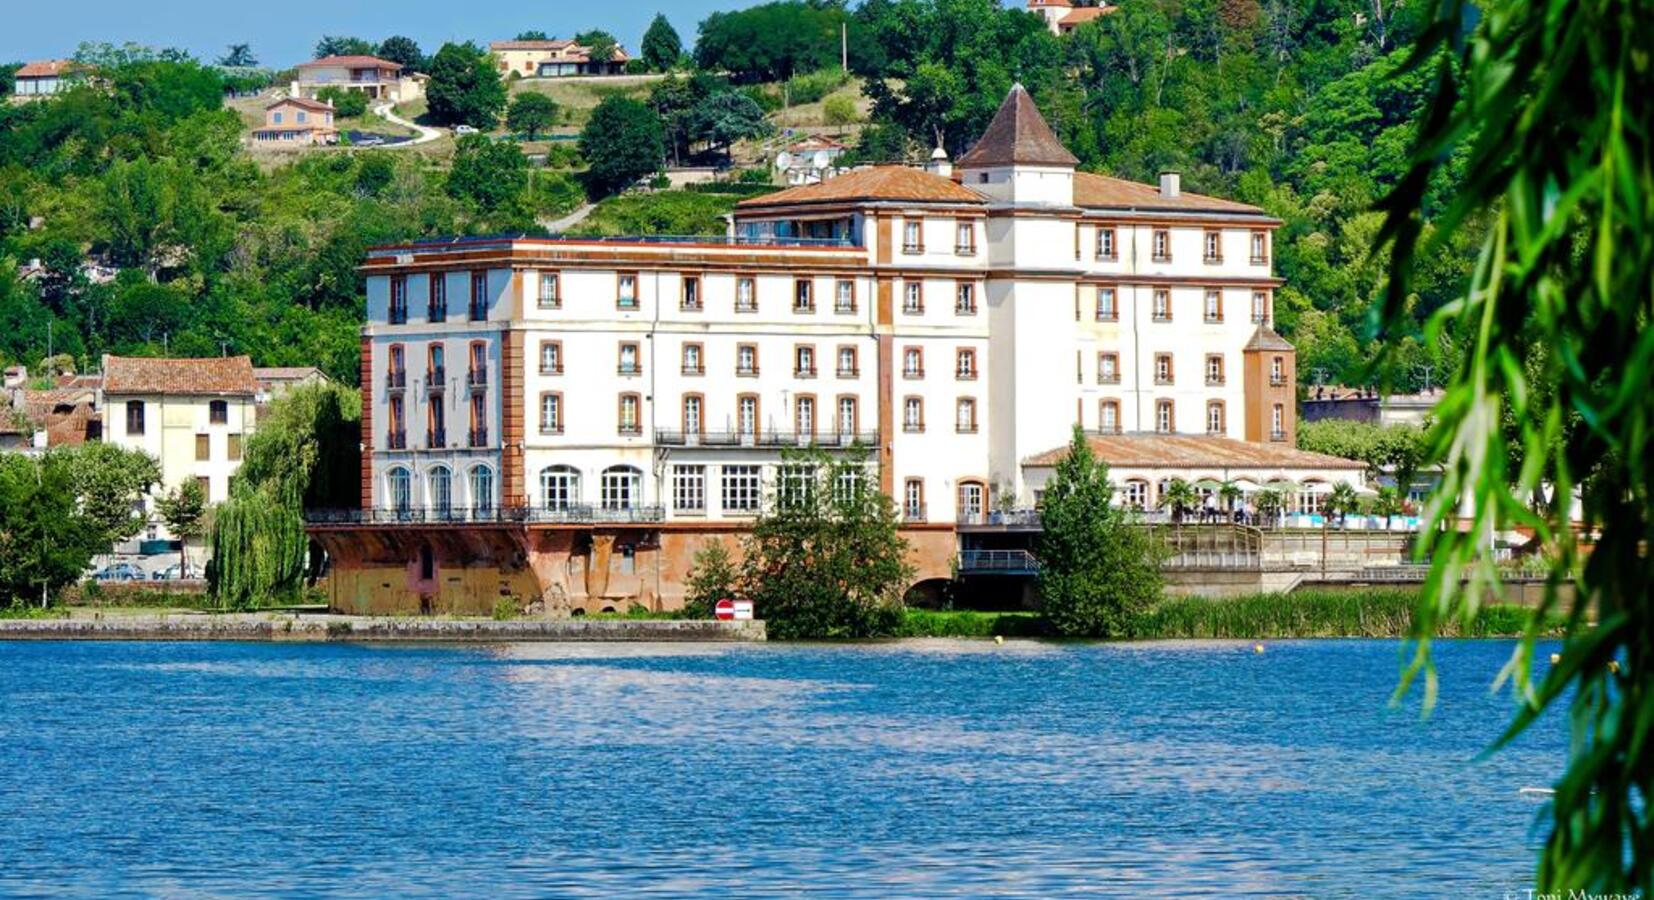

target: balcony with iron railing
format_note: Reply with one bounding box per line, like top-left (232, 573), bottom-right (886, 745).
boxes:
top-left (305, 505), bottom-right (668, 526)
top-left (426, 366), bottom-right (445, 390)
top-left (427, 427), bottom-right (446, 448)
top-left (957, 508), bottom-right (1043, 529)
top-left (958, 549), bottom-right (1041, 574)
top-left (385, 370), bottom-right (406, 390)
top-left (387, 430), bottom-right (407, 450)
top-left (469, 427), bottom-right (489, 447)
top-left (467, 369), bottom-right (488, 389)
top-left (903, 503), bottom-right (927, 523)
top-left (655, 429), bottom-right (879, 448)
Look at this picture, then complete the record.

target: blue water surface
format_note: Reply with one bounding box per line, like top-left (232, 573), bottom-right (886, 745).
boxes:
top-left (0, 639), bottom-right (1562, 897)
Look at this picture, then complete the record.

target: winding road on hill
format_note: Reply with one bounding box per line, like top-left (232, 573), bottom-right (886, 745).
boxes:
top-left (370, 103), bottom-right (442, 147)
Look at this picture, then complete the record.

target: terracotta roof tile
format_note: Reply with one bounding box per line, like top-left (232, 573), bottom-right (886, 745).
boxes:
top-left (1059, 6), bottom-right (1113, 26)
top-left (1073, 172), bottom-right (1269, 215)
top-left (268, 96), bottom-right (334, 113)
top-left (957, 84), bottom-right (1078, 168)
top-left (1024, 434), bottom-right (1366, 470)
top-left (15, 59), bottom-right (75, 79)
top-left (489, 40), bottom-right (576, 51)
top-left (1244, 324), bottom-right (1295, 351)
top-left (103, 355), bottom-right (257, 396)
top-left (299, 55), bottom-right (401, 70)
top-left (736, 166), bottom-right (985, 209)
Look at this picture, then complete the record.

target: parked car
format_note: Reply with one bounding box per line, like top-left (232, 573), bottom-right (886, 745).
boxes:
top-left (93, 563), bottom-right (146, 582)
top-left (157, 562), bottom-right (198, 581)
top-left (454, 124), bottom-right (478, 136)
top-left (357, 135), bottom-right (385, 147)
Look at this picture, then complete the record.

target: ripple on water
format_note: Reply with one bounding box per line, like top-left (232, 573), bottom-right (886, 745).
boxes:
top-left (0, 638), bottom-right (1560, 897)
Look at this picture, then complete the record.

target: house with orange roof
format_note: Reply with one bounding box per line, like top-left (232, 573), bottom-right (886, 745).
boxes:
top-left (10, 59), bottom-right (84, 97)
top-left (487, 39), bottom-right (629, 78)
top-left (1027, 0), bottom-right (1117, 35)
top-left (250, 97), bottom-right (339, 146)
top-left (290, 54), bottom-right (425, 103)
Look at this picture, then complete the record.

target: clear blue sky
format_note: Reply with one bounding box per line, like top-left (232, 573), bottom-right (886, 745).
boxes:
top-left (0, 1), bottom-right (780, 67)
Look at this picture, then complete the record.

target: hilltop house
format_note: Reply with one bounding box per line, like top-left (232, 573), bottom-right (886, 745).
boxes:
top-left (10, 59), bottom-right (82, 97)
top-left (251, 97), bottom-right (338, 146)
top-left (1027, 0), bottom-right (1116, 34)
top-left (290, 55), bottom-right (425, 103)
top-left (487, 40), bottom-right (628, 78)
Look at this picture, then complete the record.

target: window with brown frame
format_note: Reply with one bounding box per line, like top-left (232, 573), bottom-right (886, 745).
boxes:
top-left (537, 271), bottom-right (559, 309)
top-left (1203, 230), bottom-right (1223, 263)
top-left (125, 400), bottom-right (145, 436)
top-left (682, 343), bottom-right (704, 376)
top-left (794, 344), bottom-right (817, 378)
top-left (793, 394), bottom-right (815, 436)
top-left (735, 276), bottom-right (757, 312)
top-left (1152, 229), bottom-right (1172, 263)
top-left (389, 274), bottom-right (408, 324)
top-left (736, 343), bottom-right (759, 376)
top-left (1206, 400), bottom-right (1226, 434)
top-left (469, 271), bottom-right (488, 321)
top-left (539, 340), bottom-right (562, 375)
top-left (1154, 353), bottom-right (1174, 385)
top-left (1205, 354), bottom-right (1225, 385)
top-left (954, 221), bottom-right (975, 255)
top-left (834, 279), bottom-right (856, 314)
top-left (836, 346), bottom-right (858, 378)
top-left (793, 278), bottom-right (814, 313)
top-left (836, 395), bottom-right (859, 436)
top-left (1096, 226), bottom-right (1117, 261)
top-left (902, 220), bottom-right (923, 254)
top-left (956, 348), bottom-right (977, 380)
top-left (1204, 288), bottom-right (1223, 322)
top-left (1097, 352), bottom-right (1120, 384)
top-left (539, 392), bottom-right (563, 434)
top-left (902, 347), bottom-right (924, 379)
top-left (195, 433), bottom-right (210, 461)
top-left (1152, 288), bottom-right (1172, 322)
top-left (955, 397), bottom-right (978, 433)
top-left (1096, 286), bottom-right (1118, 321)
top-left (955, 282), bottom-right (977, 315)
top-left (617, 341), bottom-right (641, 376)
top-left (1155, 399), bottom-right (1175, 433)
top-left (1250, 230), bottom-right (1269, 265)
top-left (682, 393), bottom-right (704, 436)
top-left (618, 393), bottom-right (642, 435)
top-left (681, 274), bottom-right (701, 311)
top-left (902, 281), bottom-right (923, 314)
top-left (429, 273), bottom-right (448, 321)
top-left (617, 272), bottom-right (638, 310)
top-left (1099, 399), bottom-right (1121, 434)
top-left (903, 396), bottom-right (924, 433)
top-left (903, 478), bottom-right (926, 521)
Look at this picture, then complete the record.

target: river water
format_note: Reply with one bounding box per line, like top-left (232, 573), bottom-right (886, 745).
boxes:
top-left (0, 639), bottom-right (1561, 897)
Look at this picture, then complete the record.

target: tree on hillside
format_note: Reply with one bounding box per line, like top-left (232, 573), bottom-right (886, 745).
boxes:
top-left (216, 44), bottom-right (257, 67)
top-left (738, 447), bottom-right (910, 639)
top-left (155, 477), bottom-right (208, 576)
top-left (316, 86), bottom-right (368, 118)
top-left (0, 64), bottom-right (20, 99)
top-left (506, 92), bottom-right (559, 140)
top-left (694, 2), bottom-right (849, 83)
top-left (425, 42), bottom-right (507, 128)
top-left (640, 14), bottom-right (682, 71)
top-left (446, 134), bottom-right (528, 213)
top-left (574, 30), bottom-right (619, 64)
top-left (578, 96), bottom-right (664, 196)
top-left (823, 94), bottom-right (858, 132)
top-left (376, 36), bottom-right (424, 73)
top-left (314, 36), bottom-right (375, 59)
top-left (516, 31), bottom-right (550, 42)
top-left (1036, 426), bottom-right (1167, 637)
top-left (688, 91), bottom-right (769, 163)
top-left (650, 72), bottom-right (719, 166)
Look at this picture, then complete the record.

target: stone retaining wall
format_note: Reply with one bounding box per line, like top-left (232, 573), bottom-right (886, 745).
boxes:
top-left (0, 615), bottom-right (766, 642)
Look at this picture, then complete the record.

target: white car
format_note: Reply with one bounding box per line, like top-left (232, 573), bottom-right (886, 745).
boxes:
top-left (454, 125), bottom-right (478, 136)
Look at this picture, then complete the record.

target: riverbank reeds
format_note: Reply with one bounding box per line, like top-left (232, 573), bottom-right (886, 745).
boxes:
top-left (1130, 589), bottom-right (1564, 639)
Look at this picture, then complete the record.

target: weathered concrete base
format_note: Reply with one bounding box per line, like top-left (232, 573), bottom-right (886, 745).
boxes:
top-left (0, 615), bottom-right (766, 642)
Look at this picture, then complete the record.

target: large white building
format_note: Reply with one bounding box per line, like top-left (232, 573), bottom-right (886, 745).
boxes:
top-left (316, 86), bottom-right (1330, 615)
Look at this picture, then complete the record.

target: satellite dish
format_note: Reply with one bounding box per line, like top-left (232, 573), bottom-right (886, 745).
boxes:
top-left (775, 151), bottom-right (793, 170)
top-left (812, 150), bottom-right (830, 169)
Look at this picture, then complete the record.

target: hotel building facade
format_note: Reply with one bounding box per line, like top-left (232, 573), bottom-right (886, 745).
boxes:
top-left (311, 87), bottom-right (1317, 614)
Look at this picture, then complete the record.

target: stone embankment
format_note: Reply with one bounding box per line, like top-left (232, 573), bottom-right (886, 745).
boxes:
top-left (0, 614), bottom-right (765, 642)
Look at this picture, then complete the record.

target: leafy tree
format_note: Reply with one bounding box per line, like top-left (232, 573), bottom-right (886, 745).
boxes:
top-left (574, 30), bottom-right (620, 65)
top-left (376, 36), bottom-right (424, 73)
top-left (505, 92), bottom-right (559, 139)
top-left (316, 85), bottom-right (368, 118)
top-left (424, 42), bottom-right (507, 128)
top-left (650, 72), bottom-right (719, 165)
top-left (695, 2), bottom-right (850, 83)
top-left (1035, 426), bottom-right (1167, 637)
top-left (823, 94), bottom-right (859, 131)
top-left (1296, 418), bottom-right (1427, 487)
top-left (48, 442), bottom-right (161, 547)
top-left (1371, 485), bottom-right (1402, 528)
top-left (688, 91), bottom-right (770, 162)
top-left (0, 64), bottom-right (19, 99)
top-left (578, 97), bottom-right (664, 197)
top-left (568, 191), bottom-right (734, 237)
top-left (738, 447), bottom-right (909, 639)
top-left (314, 36), bottom-right (375, 59)
top-left (640, 14), bottom-right (682, 71)
top-left (1324, 482), bottom-right (1360, 528)
top-left (516, 31), bottom-right (550, 41)
top-left (0, 453), bottom-right (102, 606)
top-left (447, 135), bottom-right (529, 213)
top-left (155, 477), bottom-right (208, 575)
top-left (217, 44), bottom-right (257, 67)
top-left (683, 540), bottom-right (738, 619)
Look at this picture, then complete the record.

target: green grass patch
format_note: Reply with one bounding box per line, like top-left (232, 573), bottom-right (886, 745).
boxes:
top-left (567, 191), bottom-right (739, 237)
top-left (896, 608), bottom-right (1044, 638)
top-left (0, 604), bottom-right (70, 620)
top-left (1129, 589), bottom-right (1565, 639)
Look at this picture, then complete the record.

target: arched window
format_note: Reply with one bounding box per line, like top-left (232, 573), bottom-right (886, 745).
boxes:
top-left (1122, 479), bottom-right (1150, 510)
top-left (540, 465), bottom-right (580, 511)
top-left (470, 465), bottom-right (494, 516)
top-left (387, 467), bottom-right (411, 514)
top-left (428, 465), bottom-right (452, 516)
top-left (601, 465), bottom-right (642, 510)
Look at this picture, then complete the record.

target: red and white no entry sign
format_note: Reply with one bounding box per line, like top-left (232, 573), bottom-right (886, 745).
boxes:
top-left (714, 598), bottom-right (736, 620)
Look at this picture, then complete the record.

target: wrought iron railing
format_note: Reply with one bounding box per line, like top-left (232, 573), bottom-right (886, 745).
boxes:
top-left (654, 430), bottom-right (879, 448)
top-left (306, 505), bottom-right (667, 525)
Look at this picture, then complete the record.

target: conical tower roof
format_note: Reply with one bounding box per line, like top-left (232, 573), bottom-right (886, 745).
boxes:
top-left (957, 83), bottom-right (1079, 168)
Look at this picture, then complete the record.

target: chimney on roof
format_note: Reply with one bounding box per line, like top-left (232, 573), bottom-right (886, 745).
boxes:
top-left (2, 365), bottom-right (24, 390)
top-left (927, 144), bottom-right (952, 179)
top-left (1159, 171), bottom-right (1181, 197)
